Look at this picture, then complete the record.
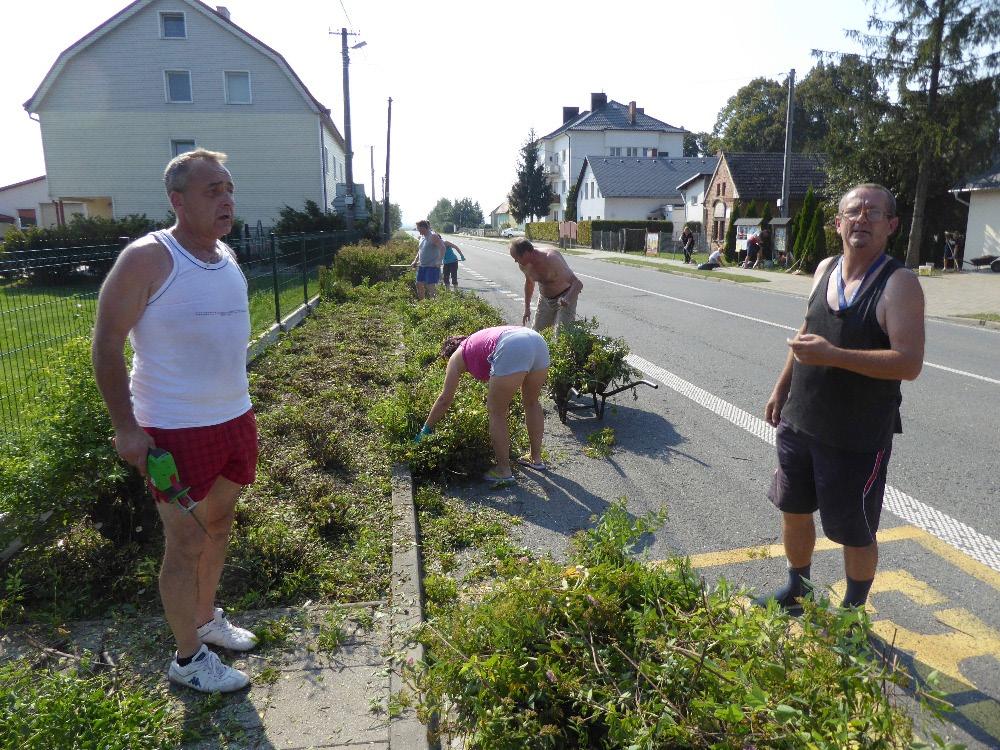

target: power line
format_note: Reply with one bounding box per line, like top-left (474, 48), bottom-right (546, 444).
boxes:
top-left (339, 0), bottom-right (353, 30)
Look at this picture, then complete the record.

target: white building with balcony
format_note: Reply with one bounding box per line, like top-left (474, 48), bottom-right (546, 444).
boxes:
top-left (536, 93), bottom-right (687, 221)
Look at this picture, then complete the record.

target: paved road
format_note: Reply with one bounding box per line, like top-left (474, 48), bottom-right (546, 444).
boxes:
top-left (446, 235), bottom-right (1000, 749)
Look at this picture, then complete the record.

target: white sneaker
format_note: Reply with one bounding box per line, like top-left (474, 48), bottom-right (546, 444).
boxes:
top-left (198, 607), bottom-right (258, 651)
top-left (168, 644), bottom-right (250, 693)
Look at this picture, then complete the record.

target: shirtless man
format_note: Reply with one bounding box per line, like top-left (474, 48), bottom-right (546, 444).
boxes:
top-left (509, 238), bottom-right (583, 333)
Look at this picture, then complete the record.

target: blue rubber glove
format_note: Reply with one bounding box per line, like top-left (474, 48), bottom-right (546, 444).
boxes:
top-left (413, 424), bottom-right (433, 444)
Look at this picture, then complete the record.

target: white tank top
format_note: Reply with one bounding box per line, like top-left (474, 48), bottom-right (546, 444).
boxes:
top-left (129, 230), bottom-right (252, 428)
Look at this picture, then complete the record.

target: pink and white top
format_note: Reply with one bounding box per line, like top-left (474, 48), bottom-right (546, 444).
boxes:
top-left (459, 326), bottom-right (520, 381)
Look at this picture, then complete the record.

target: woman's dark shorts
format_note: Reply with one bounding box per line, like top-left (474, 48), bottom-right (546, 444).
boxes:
top-left (443, 261), bottom-right (458, 285)
top-left (768, 420), bottom-right (892, 547)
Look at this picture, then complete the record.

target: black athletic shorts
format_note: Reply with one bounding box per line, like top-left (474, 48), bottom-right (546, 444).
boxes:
top-left (768, 420), bottom-right (892, 547)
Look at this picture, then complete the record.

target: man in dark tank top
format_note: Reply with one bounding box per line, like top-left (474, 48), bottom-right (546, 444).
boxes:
top-left (756, 184), bottom-right (925, 614)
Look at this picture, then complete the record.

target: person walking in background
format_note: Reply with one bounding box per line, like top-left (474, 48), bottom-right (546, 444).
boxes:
top-left (442, 238), bottom-right (466, 290)
top-left (92, 149), bottom-right (258, 693)
top-left (509, 237), bottom-right (583, 334)
top-left (415, 326), bottom-right (550, 487)
top-left (757, 183), bottom-right (924, 614)
top-left (680, 226), bottom-right (696, 264)
top-left (411, 219), bottom-right (446, 300)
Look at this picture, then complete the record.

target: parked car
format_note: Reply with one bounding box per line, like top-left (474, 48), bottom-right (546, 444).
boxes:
top-left (501, 227), bottom-right (524, 238)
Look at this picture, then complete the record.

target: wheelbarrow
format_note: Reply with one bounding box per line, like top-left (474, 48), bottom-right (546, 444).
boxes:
top-left (555, 378), bottom-right (658, 423)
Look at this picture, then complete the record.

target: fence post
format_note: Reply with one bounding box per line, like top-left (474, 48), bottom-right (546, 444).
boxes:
top-left (270, 233), bottom-right (282, 330)
top-left (301, 234), bottom-right (309, 308)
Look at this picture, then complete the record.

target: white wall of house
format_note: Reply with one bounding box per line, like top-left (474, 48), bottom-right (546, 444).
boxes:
top-left (31, 0), bottom-right (336, 226)
top-left (678, 176), bottom-right (709, 226)
top-left (602, 198), bottom-right (677, 222)
top-left (321, 123), bottom-right (347, 213)
top-left (0, 178), bottom-right (50, 230)
top-left (575, 164), bottom-right (605, 220)
top-left (965, 190), bottom-right (1000, 258)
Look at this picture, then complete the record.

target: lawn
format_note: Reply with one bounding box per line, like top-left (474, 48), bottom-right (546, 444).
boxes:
top-left (601, 257), bottom-right (769, 283)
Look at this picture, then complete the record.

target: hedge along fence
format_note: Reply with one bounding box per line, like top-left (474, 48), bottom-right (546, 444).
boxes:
top-left (0, 229), bottom-right (361, 440)
top-left (525, 221), bottom-right (559, 243)
top-left (577, 220), bottom-right (592, 246)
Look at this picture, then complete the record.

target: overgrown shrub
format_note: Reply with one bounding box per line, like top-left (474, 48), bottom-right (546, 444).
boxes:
top-left (577, 220), bottom-right (592, 246)
top-left (0, 659), bottom-right (180, 749)
top-left (0, 337), bottom-right (145, 555)
top-left (410, 502), bottom-right (949, 749)
top-left (333, 238), bottom-right (415, 285)
top-left (0, 214), bottom-right (168, 254)
top-left (544, 319), bottom-right (636, 419)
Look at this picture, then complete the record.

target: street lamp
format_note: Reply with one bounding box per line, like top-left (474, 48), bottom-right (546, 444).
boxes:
top-left (336, 28), bottom-right (365, 228)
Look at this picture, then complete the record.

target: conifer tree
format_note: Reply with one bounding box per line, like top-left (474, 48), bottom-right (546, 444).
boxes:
top-left (744, 200), bottom-right (759, 218)
top-left (508, 130), bottom-right (556, 223)
top-left (801, 206), bottom-right (827, 271)
top-left (792, 187), bottom-right (817, 262)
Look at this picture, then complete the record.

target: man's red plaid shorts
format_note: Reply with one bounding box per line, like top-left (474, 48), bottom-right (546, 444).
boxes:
top-left (142, 409), bottom-right (258, 503)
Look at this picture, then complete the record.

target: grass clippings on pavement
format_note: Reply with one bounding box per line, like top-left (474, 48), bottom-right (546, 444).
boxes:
top-left (957, 312), bottom-right (1000, 323)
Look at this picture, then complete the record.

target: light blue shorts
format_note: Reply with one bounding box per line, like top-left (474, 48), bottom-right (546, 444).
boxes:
top-left (489, 329), bottom-right (550, 378)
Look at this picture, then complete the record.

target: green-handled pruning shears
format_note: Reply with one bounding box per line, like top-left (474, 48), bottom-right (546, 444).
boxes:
top-left (147, 448), bottom-right (209, 536)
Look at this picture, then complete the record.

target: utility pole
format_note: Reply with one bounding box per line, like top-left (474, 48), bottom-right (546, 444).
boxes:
top-left (336, 27), bottom-right (365, 229)
top-left (779, 68), bottom-right (795, 218)
top-left (383, 96), bottom-right (392, 241)
top-left (370, 145), bottom-right (376, 229)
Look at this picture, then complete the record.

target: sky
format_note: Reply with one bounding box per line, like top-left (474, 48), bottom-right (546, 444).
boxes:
top-left (2, 0), bottom-right (871, 225)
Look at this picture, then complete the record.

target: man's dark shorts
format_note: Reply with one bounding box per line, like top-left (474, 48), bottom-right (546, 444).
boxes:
top-left (768, 420), bottom-right (892, 547)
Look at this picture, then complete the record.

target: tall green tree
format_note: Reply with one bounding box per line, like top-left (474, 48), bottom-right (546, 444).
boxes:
top-left (844, 0), bottom-right (1000, 266)
top-left (508, 130), bottom-right (556, 223)
top-left (792, 187), bottom-right (818, 263)
top-left (452, 198), bottom-right (484, 228)
top-left (683, 132), bottom-right (715, 157)
top-left (427, 198), bottom-right (453, 230)
top-left (369, 200), bottom-right (402, 234)
top-left (710, 78), bottom-right (788, 153)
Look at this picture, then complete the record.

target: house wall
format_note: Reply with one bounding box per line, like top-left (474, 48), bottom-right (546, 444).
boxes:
top-left (603, 198), bottom-right (676, 221)
top-left (0, 178), bottom-right (50, 229)
top-left (321, 124), bottom-right (346, 213)
top-left (576, 164), bottom-right (605, 220)
top-left (966, 190), bottom-right (1000, 258)
top-left (33, 0), bottom-right (326, 225)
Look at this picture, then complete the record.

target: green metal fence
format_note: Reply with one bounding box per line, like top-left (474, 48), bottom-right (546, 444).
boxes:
top-left (0, 230), bottom-right (360, 438)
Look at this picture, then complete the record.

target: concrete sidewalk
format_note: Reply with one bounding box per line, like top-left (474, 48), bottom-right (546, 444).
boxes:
top-left (461, 233), bottom-right (1000, 324)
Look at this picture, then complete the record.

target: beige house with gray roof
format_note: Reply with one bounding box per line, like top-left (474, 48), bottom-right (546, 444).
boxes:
top-left (24, 0), bottom-right (351, 227)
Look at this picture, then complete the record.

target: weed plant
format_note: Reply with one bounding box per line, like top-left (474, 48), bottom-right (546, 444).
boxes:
top-left (332, 237), bottom-right (414, 285)
top-left (0, 660), bottom-right (179, 749)
top-left (411, 502), bottom-right (954, 749)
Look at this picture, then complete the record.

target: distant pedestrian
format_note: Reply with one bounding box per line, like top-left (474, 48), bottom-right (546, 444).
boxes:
top-left (442, 240), bottom-right (466, 290)
top-left (680, 226), bottom-right (695, 264)
top-left (510, 238), bottom-right (583, 334)
top-left (744, 234), bottom-right (760, 268)
top-left (942, 233), bottom-right (957, 272)
top-left (415, 326), bottom-right (550, 487)
top-left (411, 220), bottom-right (446, 299)
top-left (757, 183), bottom-right (924, 614)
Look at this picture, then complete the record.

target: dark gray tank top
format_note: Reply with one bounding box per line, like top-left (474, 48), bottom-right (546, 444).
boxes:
top-left (781, 256), bottom-right (904, 451)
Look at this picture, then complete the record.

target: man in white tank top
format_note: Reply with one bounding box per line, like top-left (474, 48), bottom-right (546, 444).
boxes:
top-left (93, 149), bottom-right (257, 693)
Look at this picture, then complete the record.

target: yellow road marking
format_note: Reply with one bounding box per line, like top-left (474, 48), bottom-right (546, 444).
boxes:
top-left (871, 608), bottom-right (1000, 689)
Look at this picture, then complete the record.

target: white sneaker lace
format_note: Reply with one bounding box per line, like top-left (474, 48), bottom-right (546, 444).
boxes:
top-left (204, 649), bottom-right (231, 681)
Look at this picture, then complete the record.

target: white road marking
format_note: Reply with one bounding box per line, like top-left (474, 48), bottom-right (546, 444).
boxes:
top-left (626, 353), bottom-right (1000, 573)
top-left (470, 246), bottom-right (998, 386)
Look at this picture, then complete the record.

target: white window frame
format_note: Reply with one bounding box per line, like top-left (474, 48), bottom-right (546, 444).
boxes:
top-left (170, 138), bottom-right (196, 157)
top-left (626, 147), bottom-right (639, 157)
top-left (609, 147), bottom-right (621, 157)
top-left (223, 70), bottom-right (252, 105)
top-left (164, 70), bottom-right (193, 103)
top-left (159, 11), bottom-right (187, 39)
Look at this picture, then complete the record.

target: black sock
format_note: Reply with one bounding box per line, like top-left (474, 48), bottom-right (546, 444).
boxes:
top-left (176, 650), bottom-right (197, 667)
top-left (841, 576), bottom-right (874, 608)
top-left (754, 564), bottom-right (811, 610)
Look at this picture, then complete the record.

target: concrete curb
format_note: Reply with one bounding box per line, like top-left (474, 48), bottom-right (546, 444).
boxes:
top-left (246, 293), bottom-right (320, 365)
top-left (389, 463), bottom-right (430, 750)
top-left (935, 314), bottom-right (1000, 331)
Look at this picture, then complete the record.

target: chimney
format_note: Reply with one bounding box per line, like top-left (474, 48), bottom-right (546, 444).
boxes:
top-left (216, 6), bottom-right (231, 20)
top-left (590, 92), bottom-right (607, 111)
top-left (562, 106), bottom-right (579, 123)
top-left (628, 101), bottom-right (636, 125)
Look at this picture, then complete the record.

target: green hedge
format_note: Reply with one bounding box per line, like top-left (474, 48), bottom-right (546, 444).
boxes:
top-left (332, 237), bottom-right (416, 285)
top-left (577, 220), bottom-right (592, 246)
top-left (590, 219), bottom-right (673, 234)
top-left (525, 221), bottom-right (559, 243)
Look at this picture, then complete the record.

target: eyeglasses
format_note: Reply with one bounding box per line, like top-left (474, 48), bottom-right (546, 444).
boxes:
top-left (840, 206), bottom-right (892, 222)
